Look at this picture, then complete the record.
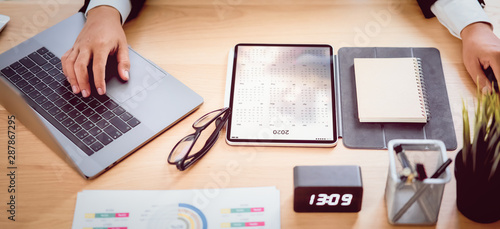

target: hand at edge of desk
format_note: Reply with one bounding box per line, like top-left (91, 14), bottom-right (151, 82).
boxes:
top-left (461, 22), bottom-right (500, 93)
top-left (61, 6), bottom-right (130, 98)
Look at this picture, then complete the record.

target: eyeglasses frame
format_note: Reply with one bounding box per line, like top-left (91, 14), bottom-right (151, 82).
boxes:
top-left (168, 107), bottom-right (231, 171)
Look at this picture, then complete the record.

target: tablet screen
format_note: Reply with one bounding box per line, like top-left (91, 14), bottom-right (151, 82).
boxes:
top-left (226, 44), bottom-right (337, 145)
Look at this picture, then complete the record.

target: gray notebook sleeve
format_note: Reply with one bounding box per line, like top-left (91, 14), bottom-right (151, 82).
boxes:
top-left (337, 47), bottom-right (457, 150)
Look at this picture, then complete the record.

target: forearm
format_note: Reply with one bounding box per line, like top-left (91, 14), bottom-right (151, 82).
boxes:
top-left (461, 21), bottom-right (493, 40)
top-left (80, 0), bottom-right (134, 24)
top-left (430, 0), bottom-right (491, 39)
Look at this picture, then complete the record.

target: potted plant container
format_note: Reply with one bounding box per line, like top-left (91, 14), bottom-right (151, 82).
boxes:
top-left (456, 90), bottom-right (500, 223)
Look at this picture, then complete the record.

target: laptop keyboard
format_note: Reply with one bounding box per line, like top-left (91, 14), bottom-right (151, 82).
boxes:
top-left (0, 47), bottom-right (141, 156)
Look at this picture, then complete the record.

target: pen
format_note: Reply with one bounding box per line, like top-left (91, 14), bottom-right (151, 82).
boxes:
top-left (392, 158), bottom-right (452, 222)
top-left (393, 145), bottom-right (432, 220)
top-left (394, 145), bottom-right (414, 181)
top-left (395, 145), bottom-right (412, 169)
top-left (430, 158), bottom-right (452, 178)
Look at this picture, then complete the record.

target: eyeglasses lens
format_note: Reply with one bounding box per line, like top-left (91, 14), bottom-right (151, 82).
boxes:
top-left (193, 109), bottom-right (225, 128)
top-left (171, 135), bottom-right (198, 163)
top-left (171, 124), bottom-right (219, 163)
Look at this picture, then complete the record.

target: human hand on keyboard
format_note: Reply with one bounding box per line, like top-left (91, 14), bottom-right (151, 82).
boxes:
top-left (61, 6), bottom-right (130, 98)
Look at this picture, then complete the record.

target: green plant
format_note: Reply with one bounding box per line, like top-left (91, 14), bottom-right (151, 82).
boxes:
top-left (462, 90), bottom-right (500, 180)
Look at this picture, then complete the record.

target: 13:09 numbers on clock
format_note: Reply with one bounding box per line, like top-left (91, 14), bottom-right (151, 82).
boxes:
top-left (309, 193), bottom-right (353, 206)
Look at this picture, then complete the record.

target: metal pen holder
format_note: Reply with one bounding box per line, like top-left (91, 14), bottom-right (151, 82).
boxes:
top-left (385, 139), bottom-right (451, 225)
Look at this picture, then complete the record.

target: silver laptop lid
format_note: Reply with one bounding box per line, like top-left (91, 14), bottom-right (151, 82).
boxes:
top-left (0, 13), bottom-right (203, 178)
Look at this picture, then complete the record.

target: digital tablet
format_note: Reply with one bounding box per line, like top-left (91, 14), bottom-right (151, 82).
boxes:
top-left (225, 44), bottom-right (337, 147)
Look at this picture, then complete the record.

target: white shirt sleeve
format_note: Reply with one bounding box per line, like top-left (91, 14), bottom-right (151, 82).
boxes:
top-left (430, 0), bottom-right (491, 39)
top-left (85, 0), bottom-right (132, 25)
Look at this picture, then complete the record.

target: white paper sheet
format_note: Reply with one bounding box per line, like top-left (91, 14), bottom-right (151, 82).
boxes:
top-left (71, 186), bottom-right (280, 229)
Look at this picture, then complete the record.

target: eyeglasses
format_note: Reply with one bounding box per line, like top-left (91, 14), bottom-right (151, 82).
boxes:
top-left (168, 107), bottom-right (231, 171)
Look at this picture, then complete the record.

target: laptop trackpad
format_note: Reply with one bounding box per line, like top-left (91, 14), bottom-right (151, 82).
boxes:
top-left (90, 52), bottom-right (165, 103)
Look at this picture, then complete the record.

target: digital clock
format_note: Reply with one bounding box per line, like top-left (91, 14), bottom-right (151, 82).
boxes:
top-left (293, 165), bottom-right (363, 212)
top-left (308, 193), bottom-right (353, 206)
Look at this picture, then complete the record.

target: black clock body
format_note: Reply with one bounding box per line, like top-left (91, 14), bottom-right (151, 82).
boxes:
top-left (293, 165), bottom-right (363, 212)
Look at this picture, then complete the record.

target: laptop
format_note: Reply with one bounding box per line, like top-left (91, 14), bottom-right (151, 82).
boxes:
top-left (0, 13), bottom-right (203, 179)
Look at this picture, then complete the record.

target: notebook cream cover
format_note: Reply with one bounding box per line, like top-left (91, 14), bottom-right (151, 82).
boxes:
top-left (353, 58), bottom-right (428, 123)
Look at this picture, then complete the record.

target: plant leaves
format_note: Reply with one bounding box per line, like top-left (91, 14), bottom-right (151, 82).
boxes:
top-left (462, 100), bottom-right (470, 165)
top-left (463, 88), bottom-right (500, 176)
top-left (489, 142), bottom-right (500, 180)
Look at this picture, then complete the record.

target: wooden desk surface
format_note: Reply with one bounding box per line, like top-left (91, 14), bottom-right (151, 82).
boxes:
top-left (1, 0), bottom-right (500, 228)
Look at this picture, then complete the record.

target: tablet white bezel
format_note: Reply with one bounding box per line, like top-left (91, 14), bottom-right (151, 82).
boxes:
top-left (224, 44), bottom-right (338, 147)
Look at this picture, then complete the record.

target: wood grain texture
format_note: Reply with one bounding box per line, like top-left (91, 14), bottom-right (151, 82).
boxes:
top-left (0, 0), bottom-right (499, 228)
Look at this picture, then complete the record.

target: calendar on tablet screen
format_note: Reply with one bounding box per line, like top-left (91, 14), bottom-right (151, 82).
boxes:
top-left (227, 44), bottom-right (337, 145)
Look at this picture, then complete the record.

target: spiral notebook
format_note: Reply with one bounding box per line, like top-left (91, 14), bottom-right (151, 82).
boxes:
top-left (353, 58), bottom-right (429, 123)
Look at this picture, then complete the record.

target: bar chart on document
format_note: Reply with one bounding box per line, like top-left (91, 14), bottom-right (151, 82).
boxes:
top-left (71, 187), bottom-right (280, 229)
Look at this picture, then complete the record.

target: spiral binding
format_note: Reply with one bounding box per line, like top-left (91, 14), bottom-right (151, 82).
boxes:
top-left (413, 58), bottom-right (431, 121)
